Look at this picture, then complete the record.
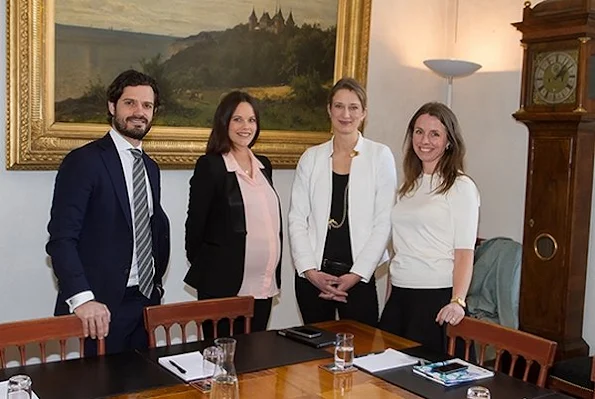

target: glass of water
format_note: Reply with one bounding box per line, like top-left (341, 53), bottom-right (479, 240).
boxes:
top-left (334, 333), bottom-right (354, 370)
top-left (6, 375), bottom-right (32, 399)
top-left (202, 346), bottom-right (223, 378)
top-left (467, 386), bottom-right (491, 398)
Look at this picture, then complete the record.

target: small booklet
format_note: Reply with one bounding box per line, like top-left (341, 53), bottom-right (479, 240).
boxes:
top-left (412, 358), bottom-right (494, 387)
top-left (353, 348), bottom-right (420, 373)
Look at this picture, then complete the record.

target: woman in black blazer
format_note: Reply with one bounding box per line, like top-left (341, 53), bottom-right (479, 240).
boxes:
top-left (184, 91), bottom-right (282, 335)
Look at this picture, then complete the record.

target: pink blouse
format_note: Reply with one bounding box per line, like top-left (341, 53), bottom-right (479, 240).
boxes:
top-left (222, 152), bottom-right (281, 299)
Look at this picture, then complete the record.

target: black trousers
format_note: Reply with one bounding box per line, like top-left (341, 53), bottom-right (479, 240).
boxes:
top-left (85, 286), bottom-right (159, 356)
top-left (294, 273), bottom-right (378, 327)
top-left (200, 296), bottom-right (273, 340)
top-left (379, 286), bottom-right (472, 359)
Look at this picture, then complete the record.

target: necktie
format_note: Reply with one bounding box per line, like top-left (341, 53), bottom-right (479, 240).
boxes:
top-left (129, 149), bottom-right (154, 298)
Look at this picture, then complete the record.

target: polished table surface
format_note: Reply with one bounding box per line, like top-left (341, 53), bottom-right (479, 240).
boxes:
top-left (0, 320), bottom-right (574, 398)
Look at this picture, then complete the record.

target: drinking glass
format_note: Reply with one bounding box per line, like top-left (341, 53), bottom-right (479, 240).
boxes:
top-left (6, 375), bottom-right (32, 399)
top-left (467, 386), bottom-right (491, 398)
top-left (203, 346), bottom-right (223, 378)
top-left (334, 333), bottom-right (354, 370)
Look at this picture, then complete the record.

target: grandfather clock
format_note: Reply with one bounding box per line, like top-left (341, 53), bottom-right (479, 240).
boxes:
top-left (513, 0), bottom-right (594, 359)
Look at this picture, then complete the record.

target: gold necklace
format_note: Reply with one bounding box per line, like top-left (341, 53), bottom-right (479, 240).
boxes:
top-left (328, 182), bottom-right (349, 230)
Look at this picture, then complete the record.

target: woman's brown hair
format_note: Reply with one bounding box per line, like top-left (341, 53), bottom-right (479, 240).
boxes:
top-left (399, 102), bottom-right (466, 198)
top-left (206, 91), bottom-right (260, 154)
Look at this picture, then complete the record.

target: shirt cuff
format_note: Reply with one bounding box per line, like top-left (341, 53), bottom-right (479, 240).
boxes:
top-left (66, 291), bottom-right (95, 313)
top-left (350, 270), bottom-right (369, 283)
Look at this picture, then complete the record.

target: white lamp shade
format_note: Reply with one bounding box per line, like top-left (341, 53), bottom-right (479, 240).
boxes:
top-left (423, 59), bottom-right (482, 78)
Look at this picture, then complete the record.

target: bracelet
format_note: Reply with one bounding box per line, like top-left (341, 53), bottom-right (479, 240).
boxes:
top-left (450, 297), bottom-right (466, 308)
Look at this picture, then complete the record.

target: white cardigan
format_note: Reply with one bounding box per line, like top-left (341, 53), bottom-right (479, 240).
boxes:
top-left (288, 134), bottom-right (397, 282)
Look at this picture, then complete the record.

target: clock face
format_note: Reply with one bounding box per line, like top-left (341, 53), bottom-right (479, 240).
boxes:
top-left (532, 50), bottom-right (579, 105)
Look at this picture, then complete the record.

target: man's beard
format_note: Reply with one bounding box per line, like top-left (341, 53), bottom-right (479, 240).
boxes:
top-left (113, 115), bottom-right (152, 141)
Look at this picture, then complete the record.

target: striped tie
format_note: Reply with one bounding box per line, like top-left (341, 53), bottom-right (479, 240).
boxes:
top-left (129, 149), bottom-right (154, 299)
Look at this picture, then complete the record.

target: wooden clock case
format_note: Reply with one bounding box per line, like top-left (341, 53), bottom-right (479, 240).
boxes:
top-left (513, 0), bottom-right (595, 359)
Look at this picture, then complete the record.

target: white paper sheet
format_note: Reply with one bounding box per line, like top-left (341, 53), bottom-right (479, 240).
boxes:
top-left (158, 350), bottom-right (216, 382)
top-left (0, 380), bottom-right (41, 398)
top-left (353, 348), bottom-right (419, 373)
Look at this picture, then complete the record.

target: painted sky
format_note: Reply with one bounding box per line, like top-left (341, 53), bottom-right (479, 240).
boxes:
top-left (56, 0), bottom-right (338, 37)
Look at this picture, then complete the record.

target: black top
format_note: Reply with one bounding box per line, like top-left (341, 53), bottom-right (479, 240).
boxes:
top-left (322, 172), bottom-right (353, 265)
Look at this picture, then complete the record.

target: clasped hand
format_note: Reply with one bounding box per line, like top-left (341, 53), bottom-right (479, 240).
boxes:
top-left (305, 270), bottom-right (360, 302)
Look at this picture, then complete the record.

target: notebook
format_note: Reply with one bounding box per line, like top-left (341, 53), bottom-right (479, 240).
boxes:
top-left (158, 350), bottom-right (216, 382)
top-left (277, 326), bottom-right (336, 348)
top-left (412, 358), bottom-right (494, 387)
top-left (354, 348), bottom-right (420, 373)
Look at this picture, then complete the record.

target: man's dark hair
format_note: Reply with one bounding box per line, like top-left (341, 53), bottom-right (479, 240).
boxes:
top-left (105, 69), bottom-right (160, 123)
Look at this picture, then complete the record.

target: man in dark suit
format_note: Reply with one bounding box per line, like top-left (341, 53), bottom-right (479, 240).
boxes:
top-left (47, 70), bottom-right (170, 354)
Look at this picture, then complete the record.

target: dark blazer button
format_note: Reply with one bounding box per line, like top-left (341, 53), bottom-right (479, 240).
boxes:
top-left (123, 267), bottom-right (130, 276)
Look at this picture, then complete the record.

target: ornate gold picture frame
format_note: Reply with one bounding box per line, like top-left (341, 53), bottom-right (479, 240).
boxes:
top-left (6, 0), bottom-right (371, 170)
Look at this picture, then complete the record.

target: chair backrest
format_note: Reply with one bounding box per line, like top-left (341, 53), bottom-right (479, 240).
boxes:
top-left (447, 316), bottom-right (557, 387)
top-left (0, 315), bottom-right (105, 368)
top-left (143, 296), bottom-right (255, 348)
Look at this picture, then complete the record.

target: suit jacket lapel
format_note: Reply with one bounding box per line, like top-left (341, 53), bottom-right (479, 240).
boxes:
top-left (98, 133), bottom-right (133, 230)
top-left (225, 172), bottom-right (247, 234)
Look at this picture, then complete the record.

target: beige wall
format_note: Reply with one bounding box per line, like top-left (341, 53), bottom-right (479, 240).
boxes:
top-left (0, 0), bottom-right (593, 353)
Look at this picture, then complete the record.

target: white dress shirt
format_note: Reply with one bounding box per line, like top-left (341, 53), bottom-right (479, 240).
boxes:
top-left (288, 133), bottom-right (397, 282)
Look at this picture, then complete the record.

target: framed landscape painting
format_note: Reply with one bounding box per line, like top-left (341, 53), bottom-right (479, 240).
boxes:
top-left (6, 0), bottom-right (371, 169)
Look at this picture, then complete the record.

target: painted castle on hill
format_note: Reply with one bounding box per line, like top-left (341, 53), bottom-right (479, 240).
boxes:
top-left (248, 7), bottom-right (296, 34)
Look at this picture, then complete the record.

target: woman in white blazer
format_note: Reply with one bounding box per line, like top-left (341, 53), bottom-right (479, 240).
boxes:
top-left (288, 78), bottom-right (397, 326)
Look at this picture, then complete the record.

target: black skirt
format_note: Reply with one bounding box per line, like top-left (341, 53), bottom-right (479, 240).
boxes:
top-left (379, 286), bottom-right (452, 354)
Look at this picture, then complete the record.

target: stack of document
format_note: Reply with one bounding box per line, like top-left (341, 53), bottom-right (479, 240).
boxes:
top-left (0, 380), bottom-right (40, 398)
top-left (158, 350), bottom-right (215, 382)
top-left (353, 348), bottom-right (420, 373)
top-left (412, 358), bottom-right (494, 386)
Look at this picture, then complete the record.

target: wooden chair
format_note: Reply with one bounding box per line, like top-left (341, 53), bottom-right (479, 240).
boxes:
top-left (143, 296), bottom-right (255, 348)
top-left (446, 316), bottom-right (557, 387)
top-left (548, 355), bottom-right (594, 398)
top-left (0, 315), bottom-right (105, 368)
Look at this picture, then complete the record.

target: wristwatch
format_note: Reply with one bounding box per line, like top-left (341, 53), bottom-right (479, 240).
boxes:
top-left (450, 296), bottom-right (466, 308)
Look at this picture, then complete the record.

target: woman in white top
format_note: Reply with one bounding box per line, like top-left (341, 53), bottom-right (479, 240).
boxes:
top-left (289, 78), bottom-right (397, 326)
top-left (379, 102), bottom-right (480, 354)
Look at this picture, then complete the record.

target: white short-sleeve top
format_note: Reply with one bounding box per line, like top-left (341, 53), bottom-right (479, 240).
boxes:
top-left (389, 174), bottom-right (480, 289)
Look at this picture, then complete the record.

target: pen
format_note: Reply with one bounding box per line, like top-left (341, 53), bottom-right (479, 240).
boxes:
top-left (169, 360), bottom-right (187, 374)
